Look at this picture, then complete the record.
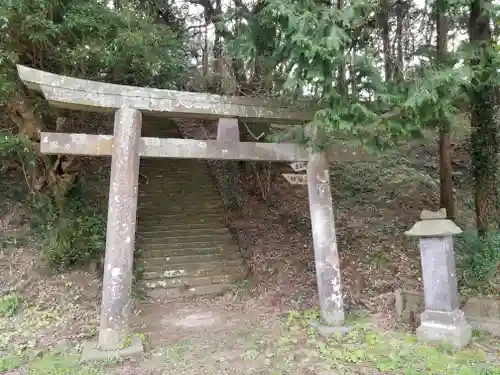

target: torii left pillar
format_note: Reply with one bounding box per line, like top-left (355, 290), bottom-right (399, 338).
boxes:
top-left (82, 106), bottom-right (144, 360)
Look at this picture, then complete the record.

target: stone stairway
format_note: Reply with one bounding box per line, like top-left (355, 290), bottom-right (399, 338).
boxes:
top-left (134, 120), bottom-right (246, 299)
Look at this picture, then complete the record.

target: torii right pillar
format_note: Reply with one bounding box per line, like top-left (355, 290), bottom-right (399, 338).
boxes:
top-left (307, 150), bottom-right (346, 333)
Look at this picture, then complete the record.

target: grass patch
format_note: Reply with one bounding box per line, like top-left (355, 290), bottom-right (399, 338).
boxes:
top-left (246, 309), bottom-right (500, 375)
top-left (0, 352), bottom-right (106, 375)
top-left (0, 354), bottom-right (23, 372)
top-left (0, 293), bottom-right (20, 317)
top-left (27, 353), bottom-right (104, 375)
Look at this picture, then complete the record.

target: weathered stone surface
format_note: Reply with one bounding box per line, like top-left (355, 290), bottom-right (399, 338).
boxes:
top-left (405, 211), bottom-right (471, 348)
top-left (462, 298), bottom-right (500, 335)
top-left (40, 133), bottom-right (113, 155)
top-left (39, 131), bottom-right (376, 164)
top-left (81, 336), bottom-right (143, 361)
top-left (307, 152), bottom-right (345, 326)
top-left (99, 106), bottom-right (142, 351)
top-left (419, 237), bottom-right (460, 312)
top-left (421, 208), bottom-right (447, 220)
top-left (395, 290), bottom-right (500, 336)
top-left (17, 65), bottom-right (312, 124)
top-left (308, 320), bottom-right (350, 337)
top-left (405, 208), bottom-right (462, 237)
top-left (394, 289), bottom-right (427, 322)
top-left (141, 137), bottom-right (309, 161)
top-left (39, 132), bottom-right (309, 161)
top-left (416, 309), bottom-right (472, 349)
top-left (217, 118), bottom-right (240, 141)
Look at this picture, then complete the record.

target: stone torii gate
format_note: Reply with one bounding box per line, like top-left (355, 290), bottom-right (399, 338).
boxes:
top-left (17, 65), bottom-right (348, 355)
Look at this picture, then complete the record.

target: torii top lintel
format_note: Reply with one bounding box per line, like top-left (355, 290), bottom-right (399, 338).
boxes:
top-left (16, 65), bottom-right (313, 124)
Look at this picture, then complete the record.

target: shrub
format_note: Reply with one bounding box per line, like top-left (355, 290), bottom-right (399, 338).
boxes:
top-left (29, 181), bottom-right (106, 270)
top-left (455, 229), bottom-right (500, 290)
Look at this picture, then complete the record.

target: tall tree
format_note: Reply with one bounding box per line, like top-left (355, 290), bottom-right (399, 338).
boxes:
top-left (436, 0), bottom-right (455, 220)
top-left (468, 0), bottom-right (498, 234)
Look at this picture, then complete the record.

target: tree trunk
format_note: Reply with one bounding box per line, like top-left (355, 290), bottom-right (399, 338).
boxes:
top-left (380, 0), bottom-right (392, 82)
top-left (337, 0), bottom-right (346, 94)
top-left (439, 128), bottom-right (454, 220)
top-left (468, 0), bottom-right (497, 234)
top-left (350, 50), bottom-right (358, 100)
top-left (203, 24), bottom-right (209, 77)
top-left (394, 0), bottom-right (404, 82)
top-left (8, 96), bottom-right (78, 207)
top-left (436, 0), bottom-right (455, 220)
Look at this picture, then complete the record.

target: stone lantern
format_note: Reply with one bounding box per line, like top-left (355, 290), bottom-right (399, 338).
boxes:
top-left (405, 208), bottom-right (472, 349)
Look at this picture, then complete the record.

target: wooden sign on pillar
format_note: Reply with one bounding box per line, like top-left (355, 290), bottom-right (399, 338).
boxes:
top-left (282, 173), bottom-right (307, 185)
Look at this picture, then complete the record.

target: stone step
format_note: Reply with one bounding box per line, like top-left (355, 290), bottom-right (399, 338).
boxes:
top-left (138, 192), bottom-right (219, 198)
top-left (139, 173), bottom-right (213, 178)
top-left (138, 228), bottom-right (230, 237)
top-left (142, 259), bottom-right (243, 271)
top-left (138, 234), bottom-right (232, 243)
top-left (138, 184), bottom-right (215, 189)
top-left (137, 217), bottom-right (226, 223)
top-left (137, 222), bottom-right (228, 231)
top-left (138, 201), bottom-right (223, 208)
top-left (137, 209), bottom-right (225, 216)
top-left (136, 223), bottom-right (228, 230)
top-left (142, 263), bottom-right (244, 280)
top-left (140, 196), bottom-right (221, 201)
top-left (138, 190), bottom-right (218, 196)
top-left (139, 183), bottom-right (215, 189)
top-left (138, 202), bottom-right (223, 208)
top-left (144, 283), bottom-right (234, 300)
top-left (137, 210), bottom-right (226, 218)
top-left (139, 169), bottom-right (210, 173)
top-left (139, 191), bottom-right (218, 197)
top-left (138, 184), bottom-right (217, 190)
top-left (140, 167), bottom-right (211, 173)
top-left (140, 179), bottom-right (213, 184)
top-left (137, 222), bottom-right (227, 234)
top-left (138, 175), bottom-right (213, 181)
top-left (137, 253), bottom-right (241, 266)
top-left (136, 213), bottom-right (227, 222)
top-left (136, 229), bottom-right (231, 238)
top-left (137, 241), bottom-right (236, 251)
top-left (137, 233), bottom-right (234, 245)
top-left (137, 204), bottom-right (223, 213)
top-left (141, 274), bottom-right (241, 290)
top-left (135, 245), bottom-right (240, 258)
top-left (138, 196), bottom-right (220, 202)
top-left (140, 172), bottom-right (211, 177)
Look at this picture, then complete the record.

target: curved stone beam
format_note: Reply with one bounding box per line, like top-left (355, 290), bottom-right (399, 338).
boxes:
top-left (17, 65), bottom-right (312, 124)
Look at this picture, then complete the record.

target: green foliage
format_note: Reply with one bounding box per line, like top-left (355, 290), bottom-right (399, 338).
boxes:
top-left (0, 354), bottom-right (23, 372)
top-left (0, 132), bottom-right (36, 170)
top-left (0, 0), bottom-right (191, 105)
top-left (0, 293), bottom-right (20, 317)
top-left (27, 353), bottom-right (103, 375)
top-left (226, 0), bottom-right (424, 149)
top-left (456, 229), bottom-right (500, 290)
top-left (29, 181), bottom-right (106, 270)
top-left (274, 310), bottom-right (499, 375)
